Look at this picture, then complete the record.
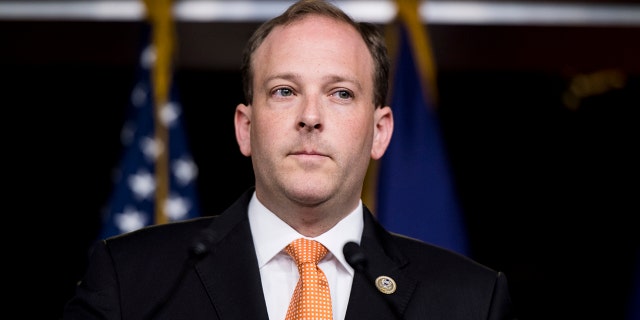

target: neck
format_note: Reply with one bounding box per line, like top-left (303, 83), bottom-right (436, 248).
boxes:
top-left (255, 189), bottom-right (360, 237)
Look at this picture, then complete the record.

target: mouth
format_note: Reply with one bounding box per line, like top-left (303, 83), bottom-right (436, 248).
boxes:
top-left (292, 150), bottom-right (322, 156)
top-left (290, 149), bottom-right (329, 159)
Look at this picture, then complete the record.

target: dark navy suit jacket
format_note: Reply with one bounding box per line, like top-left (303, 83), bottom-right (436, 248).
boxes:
top-left (64, 187), bottom-right (515, 319)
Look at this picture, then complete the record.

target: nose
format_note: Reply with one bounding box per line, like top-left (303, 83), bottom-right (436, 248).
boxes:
top-left (298, 121), bottom-right (321, 130)
top-left (297, 96), bottom-right (323, 131)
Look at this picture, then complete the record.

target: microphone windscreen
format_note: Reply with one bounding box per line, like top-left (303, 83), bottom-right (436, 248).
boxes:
top-left (343, 241), bottom-right (367, 272)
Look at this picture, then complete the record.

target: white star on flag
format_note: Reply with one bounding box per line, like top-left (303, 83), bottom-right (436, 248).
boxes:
top-left (114, 206), bottom-right (149, 234)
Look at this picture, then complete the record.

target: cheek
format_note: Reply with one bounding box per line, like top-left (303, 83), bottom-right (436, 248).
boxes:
top-left (250, 113), bottom-right (285, 147)
top-left (338, 116), bottom-right (374, 150)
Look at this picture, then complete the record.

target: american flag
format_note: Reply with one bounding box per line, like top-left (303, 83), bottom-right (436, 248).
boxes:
top-left (99, 35), bottom-right (200, 239)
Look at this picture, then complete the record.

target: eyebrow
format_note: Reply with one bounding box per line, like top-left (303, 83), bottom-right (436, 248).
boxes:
top-left (265, 73), bottom-right (363, 91)
top-left (324, 74), bottom-right (363, 91)
top-left (265, 72), bottom-right (300, 83)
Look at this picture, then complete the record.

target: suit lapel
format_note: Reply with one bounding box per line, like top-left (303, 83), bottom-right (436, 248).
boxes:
top-left (345, 207), bottom-right (418, 320)
top-left (193, 189), bottom-right (270, 320)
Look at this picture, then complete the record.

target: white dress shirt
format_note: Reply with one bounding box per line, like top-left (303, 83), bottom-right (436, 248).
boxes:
top-left (248, 192), bottom-right (364, 320)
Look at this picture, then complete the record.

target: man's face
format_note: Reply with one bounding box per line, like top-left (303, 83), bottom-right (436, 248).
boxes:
top-left (235, 15), bottom-right (392, 209)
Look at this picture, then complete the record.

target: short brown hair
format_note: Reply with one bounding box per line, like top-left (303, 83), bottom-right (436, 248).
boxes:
top-left (240, 0), bottom-right (390, 108)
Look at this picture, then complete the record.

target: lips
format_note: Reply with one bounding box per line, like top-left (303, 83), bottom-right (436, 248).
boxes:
top-left (290, 148), bottom-right (330, 159)
top-left (292, 150), bottom-right (323, 156)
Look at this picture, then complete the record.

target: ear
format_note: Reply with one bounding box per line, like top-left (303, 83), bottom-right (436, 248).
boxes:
top-left (234, 103), bottom-right (252, 157)
top-left (371, 106), bottom-right (393, 160)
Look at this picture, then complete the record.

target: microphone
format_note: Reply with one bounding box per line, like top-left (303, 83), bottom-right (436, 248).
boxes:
top-left (189, 228), bottom-right (217, 258)
top-left (343, 241), bottom-right (367, 273)
top-left (343, 241), bottom-right (403, 319)
top-left (144, 228), bottom-right (216, 319)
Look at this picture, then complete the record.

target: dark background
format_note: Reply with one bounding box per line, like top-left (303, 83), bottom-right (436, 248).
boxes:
top-left (2, 1), bottom-right (639, 319)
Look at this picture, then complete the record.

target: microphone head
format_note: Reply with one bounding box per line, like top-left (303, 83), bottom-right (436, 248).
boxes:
top-left (343, 241), bottom-right (367, 272)
top-left (189, 229), bottom-right (216, 259)
top-left (189, 242), bottom-right (208, 258)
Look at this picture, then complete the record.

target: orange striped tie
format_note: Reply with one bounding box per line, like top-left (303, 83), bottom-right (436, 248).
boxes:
top-left (285, 238), bottom-right (333, 320)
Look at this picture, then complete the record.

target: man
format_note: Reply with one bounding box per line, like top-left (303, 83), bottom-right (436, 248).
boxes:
top-left (64, 0), bottom-right (515, 319)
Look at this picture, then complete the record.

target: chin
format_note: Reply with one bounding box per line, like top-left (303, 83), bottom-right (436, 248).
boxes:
top-left (286, 185), bottom-right (332, 206)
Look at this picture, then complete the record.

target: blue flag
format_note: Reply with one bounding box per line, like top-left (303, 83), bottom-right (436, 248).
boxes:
top-left (99, 30), bottom-right (200, 239)
top-left (375, 21), bottom-right (468, 256)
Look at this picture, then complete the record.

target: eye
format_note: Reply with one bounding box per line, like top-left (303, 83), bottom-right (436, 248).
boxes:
top-left (273, 87), bottom-right (294, 97)
top-left (332, 90), bottom-right (353, 100)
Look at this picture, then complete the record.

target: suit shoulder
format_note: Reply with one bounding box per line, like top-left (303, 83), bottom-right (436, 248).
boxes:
top-left (390, 232), bottom-right (498, 277)
top-left (103, 216), bottom-right (216, 257)
top-left (386, 234), bottom-right (515, 318)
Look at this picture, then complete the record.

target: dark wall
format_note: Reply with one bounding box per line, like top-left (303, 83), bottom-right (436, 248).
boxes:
top-left (3, 18), bottom-right (638, 319)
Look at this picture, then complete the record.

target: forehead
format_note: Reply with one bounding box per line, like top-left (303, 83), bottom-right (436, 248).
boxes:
top-left (252, 15), bottom-right (374, 84)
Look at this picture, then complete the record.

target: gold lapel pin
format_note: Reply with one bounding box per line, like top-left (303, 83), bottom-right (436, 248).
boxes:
top-left (375, 275), bottom-right (397, 294)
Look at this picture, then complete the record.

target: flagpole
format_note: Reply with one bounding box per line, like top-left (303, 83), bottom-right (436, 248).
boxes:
top-left (395, 0), bottom-right (438, 105)
top-left (142, 0), bottom-right (174, 225)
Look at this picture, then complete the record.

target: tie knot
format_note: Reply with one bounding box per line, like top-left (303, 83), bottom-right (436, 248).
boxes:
top-left (285, 238), bottom-right (328, 266)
